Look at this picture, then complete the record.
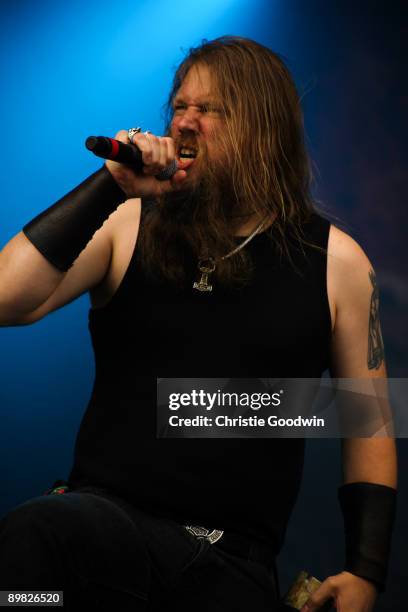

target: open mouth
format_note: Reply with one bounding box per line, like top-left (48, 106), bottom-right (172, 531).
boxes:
top-left (177, 146), bottom-right (198, 160)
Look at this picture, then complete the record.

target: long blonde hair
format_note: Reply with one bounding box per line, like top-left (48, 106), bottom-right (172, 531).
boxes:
top-left (138, 36), bottom-right (319, 288)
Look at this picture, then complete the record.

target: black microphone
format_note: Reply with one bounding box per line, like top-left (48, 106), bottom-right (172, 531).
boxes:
top-left (85, 136), bottom-right (177, 181)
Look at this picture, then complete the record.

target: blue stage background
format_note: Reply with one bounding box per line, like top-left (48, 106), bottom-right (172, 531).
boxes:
top-left (1, 1), bottom-right (406, 607)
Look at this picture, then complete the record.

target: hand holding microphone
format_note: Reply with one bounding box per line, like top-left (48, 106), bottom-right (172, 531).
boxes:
top-left (22, 128), bottom-right (195, 273)
top-left (85, 134), bottom-right (177, 180)
top-left (86, 129), bottom-right (194, 199)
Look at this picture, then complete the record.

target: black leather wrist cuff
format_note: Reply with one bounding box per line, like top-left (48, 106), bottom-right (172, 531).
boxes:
top-left (23, 166), bottom-right (126, 271)
top-left (338, 482), bottom-right (397, 592)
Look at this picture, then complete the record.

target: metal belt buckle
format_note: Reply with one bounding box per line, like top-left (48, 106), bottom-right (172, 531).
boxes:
top-left (184, 525), bottom-right (224, 544)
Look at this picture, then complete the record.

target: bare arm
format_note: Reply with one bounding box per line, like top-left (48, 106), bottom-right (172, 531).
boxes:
top-left (0, 232), bottom-right (65, 322)
top-left (0, 198), bottom-right (141, 326)
top-left (300, 227), bottom-right (398, 611)
top-left (327, 226), bottom-right (397, 488)
top-left (0, 130), bottom-right (189, 327)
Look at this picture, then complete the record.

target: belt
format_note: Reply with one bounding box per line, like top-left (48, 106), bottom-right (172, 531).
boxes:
top-left (183, 525), bottom-right (276, 569)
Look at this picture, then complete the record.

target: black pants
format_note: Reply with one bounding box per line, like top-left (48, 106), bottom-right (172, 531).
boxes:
top-left (0, 487), bottom-right (280, 610)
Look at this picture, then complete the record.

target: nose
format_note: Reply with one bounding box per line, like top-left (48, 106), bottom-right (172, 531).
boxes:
top-left (176, 106), bottom-right (200, 132)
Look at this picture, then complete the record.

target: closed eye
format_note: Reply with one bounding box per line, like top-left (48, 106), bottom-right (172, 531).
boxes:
top-left (199, 104), bottom-right (223, 114)
top-left (173, 102), bottom-right (223, 115)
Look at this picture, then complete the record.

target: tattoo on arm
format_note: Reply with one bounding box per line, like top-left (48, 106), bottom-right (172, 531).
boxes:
top-left (368, 269), bottom-right (385, 369)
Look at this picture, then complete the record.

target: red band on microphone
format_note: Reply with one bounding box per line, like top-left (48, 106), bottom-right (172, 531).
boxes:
top-left (109, 138), bottom-right (120, 159)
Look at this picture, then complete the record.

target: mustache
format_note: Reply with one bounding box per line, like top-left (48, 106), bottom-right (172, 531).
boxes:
top-left (175, 136), bottom-right (199, 150)
top-left (171, 131), bottom-right (201, 157)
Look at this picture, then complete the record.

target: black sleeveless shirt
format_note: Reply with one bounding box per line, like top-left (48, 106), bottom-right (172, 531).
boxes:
top-left (67, 210), bottom-right (332, 553)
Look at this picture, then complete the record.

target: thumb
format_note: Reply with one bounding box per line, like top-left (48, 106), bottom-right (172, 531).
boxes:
top-left (170, 169), bottom-right (188, 186)
top-left (162, 168), bottom-right (189, 192)
top-left (300, 577), bottom-right (336, 611)
top-left (151, 168), bottom-right (187, 196)
top-left (160, 157), bottom-right (193, 192)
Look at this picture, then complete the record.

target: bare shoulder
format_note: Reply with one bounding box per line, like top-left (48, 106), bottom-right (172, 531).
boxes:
top-left (327, 224), bottom-right (376, 326)
top-left (90, 197), bottom-right (142, 308)
top-left (328, 225), bottom-right (373, 285)
top-left (328, 225), bottom-right (370, 266)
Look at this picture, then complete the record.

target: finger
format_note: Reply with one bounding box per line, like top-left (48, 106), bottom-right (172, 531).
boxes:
top-left (164, 136), bottom-right (176, 165)
top-left (130, 131), bottom-right (153, 160)
top-left (129, 132), bottom-right (159, 174)
top-left (114, 129), bottom-right (130, 144)
top-left (158, 137), bottom-right (170, 169)
top-left (146, 133), bottom-right (161, 166)
top-left (146, 136), bottom-right (175, 176)
top-left (300, 577), bottom-right (337, 612)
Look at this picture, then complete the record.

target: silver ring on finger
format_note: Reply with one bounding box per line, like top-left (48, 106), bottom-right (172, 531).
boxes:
top-left (128, 127), bottom-right (142, 144)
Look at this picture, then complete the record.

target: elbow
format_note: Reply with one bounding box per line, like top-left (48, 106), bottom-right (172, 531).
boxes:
top-left (0, 303), bottom-right (39, 327)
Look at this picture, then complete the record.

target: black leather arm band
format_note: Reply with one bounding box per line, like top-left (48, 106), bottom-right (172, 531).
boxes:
top-left (22, 166), bottom-right (126, 272)
top-left (338, 482), bottom-right (397, 592)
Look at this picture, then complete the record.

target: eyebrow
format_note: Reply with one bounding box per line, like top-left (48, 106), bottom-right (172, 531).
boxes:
top-left (172, 96), bottom-right (219, 106)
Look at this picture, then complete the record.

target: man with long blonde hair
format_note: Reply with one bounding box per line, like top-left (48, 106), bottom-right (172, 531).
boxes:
top-left (0, 37), bottom-right (396, 611)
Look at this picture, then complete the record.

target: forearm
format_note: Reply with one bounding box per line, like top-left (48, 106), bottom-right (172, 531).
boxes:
top-left (339, 438), bottom-right (397, 592)
top-left (0, 166), bottom-right (126, 326)
top-left (341, 438), bottom-right (397, 489)
top-left (0, 232), bottom-right (64, 324)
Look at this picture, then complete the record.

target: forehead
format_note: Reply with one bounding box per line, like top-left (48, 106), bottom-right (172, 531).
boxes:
top-left (174, 64), bottom-right (215, 101)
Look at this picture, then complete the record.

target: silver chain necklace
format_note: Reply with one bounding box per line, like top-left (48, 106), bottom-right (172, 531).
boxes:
top-left (193, 217), bottom-right (268, 292)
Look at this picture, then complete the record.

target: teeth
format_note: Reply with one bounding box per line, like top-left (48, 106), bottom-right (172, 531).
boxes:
top-left (179, 147), bottom-right (197, 158)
